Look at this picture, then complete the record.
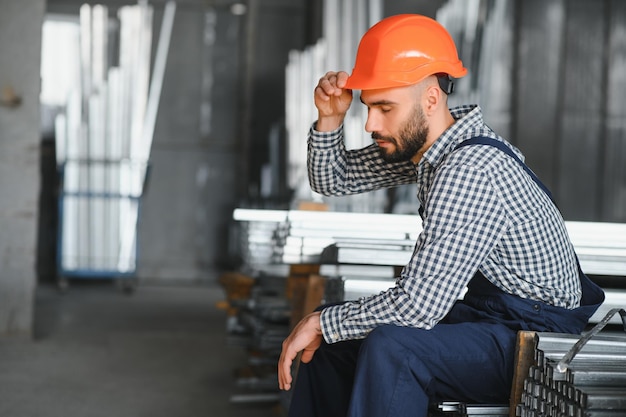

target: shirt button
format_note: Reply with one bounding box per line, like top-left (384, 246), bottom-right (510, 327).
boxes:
top-left (533, 304), bottom-right (540, 311)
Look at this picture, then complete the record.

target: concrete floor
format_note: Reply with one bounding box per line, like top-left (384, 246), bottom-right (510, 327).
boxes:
top-left (0, 281), bottom-right (281, 417)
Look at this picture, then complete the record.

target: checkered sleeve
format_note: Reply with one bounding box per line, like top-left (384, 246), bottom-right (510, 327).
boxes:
top-left (307, 123), bottom-right (417, 195)
top-left (320, 161), bottom-right (510, 343)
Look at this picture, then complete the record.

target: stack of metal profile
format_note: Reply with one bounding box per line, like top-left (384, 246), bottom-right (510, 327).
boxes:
top-left (429, 402), bottom-right (509, 417)
top-left (224, 271), bottom-right (291, 347)
top-left (233, 208), bottom-right (420, 266)
top-left (274, 210), bottom-right (420, 265)
top-left (232, 209), bottom-right (626, 325)
top-left (232, 209), bottom-right (288, 268)
top-left (517, 318), bottom-right (626, 416)
top-left (321, 264), bottom-right (396, 302)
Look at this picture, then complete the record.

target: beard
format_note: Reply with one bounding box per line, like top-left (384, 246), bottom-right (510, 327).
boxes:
top-left (372, 105), bottom-right (429, 163)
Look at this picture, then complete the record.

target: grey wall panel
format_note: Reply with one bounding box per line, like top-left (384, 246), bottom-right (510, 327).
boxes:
top-left (245, 1), bottom-right (308, 202)
top-left (513, 0), bottom-right (626, 222)
top-left (203, 10), bottom-right (242, 148)
top-left (559, 113), bottom-right (603, 219)
top-left (514, 0), bottom-right (565, 190)
top-left (138, 148), bottom-right (237, 281)
top-left (603, 0), bottom-right (626, 222)
top-left (139, 6), bottom-right (243, 281)
top-left (477, 1), bottom-right (515, 140)
top-left (152, 7), bottom-right (203, 148)
top-left (557, 0), bottom-right (606, 220)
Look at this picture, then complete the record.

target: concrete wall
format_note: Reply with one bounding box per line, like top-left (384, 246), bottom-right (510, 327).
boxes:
top-left (0, 0), bottom-right (46, 337)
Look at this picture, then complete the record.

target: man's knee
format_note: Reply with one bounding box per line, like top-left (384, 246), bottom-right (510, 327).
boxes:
top-left (362, 324), bottom-right (430, 352)
top-left (359, 325), bottom-right (418, 363)
top-left (361, 325), bottom-right (396, 351)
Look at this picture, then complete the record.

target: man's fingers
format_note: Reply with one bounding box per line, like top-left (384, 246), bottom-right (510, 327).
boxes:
top-left (277, 312), bottom-right (323, 391)
top-left (278, 350), bottom-right (294, 390)
top-left (317, 72), bottom-right (347, 97)
top-left (336, 71), bottom-right (349, 88)
top-left (317, 79), bottom-right (339, 97)
top-left (314, 85), bottom-right (331, 102)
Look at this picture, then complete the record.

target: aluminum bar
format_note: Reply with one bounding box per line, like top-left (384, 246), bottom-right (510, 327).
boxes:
top-left (434, 402), bottom-right (509, 417)
top-left (321, 244), bottom-right (412, 266)
top-left (579, 387), bottom-right (626, 410)
top-left (118, 2), bottom-right (175, 272)
top-left (536, 331), bottom-right (626, 353)
top-left (286, 228), bottom-right (417, 241)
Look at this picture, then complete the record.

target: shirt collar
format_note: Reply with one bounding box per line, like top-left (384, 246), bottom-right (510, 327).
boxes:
top-left (419, 104), bottom-right (484, 170)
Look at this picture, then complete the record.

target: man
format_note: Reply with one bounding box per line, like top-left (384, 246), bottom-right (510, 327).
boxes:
top-left (278, 14), bottom-right (604, 417)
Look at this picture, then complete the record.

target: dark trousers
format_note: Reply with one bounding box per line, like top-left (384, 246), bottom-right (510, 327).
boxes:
top-left (288, 271), bottom-right (604, 417)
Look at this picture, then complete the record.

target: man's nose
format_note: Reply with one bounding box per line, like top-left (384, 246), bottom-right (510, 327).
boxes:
top-left (364, 112), bottom-right (380, 133)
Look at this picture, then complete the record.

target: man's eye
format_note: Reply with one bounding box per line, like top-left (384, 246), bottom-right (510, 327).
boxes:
top-left (381, 107), bottom-right (391, 113)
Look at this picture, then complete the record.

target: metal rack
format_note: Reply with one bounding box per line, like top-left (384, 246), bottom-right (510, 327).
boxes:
top-left (54, 2), bottom-right (175, 290)
top-left (56, 159), bottom-right (147, 290)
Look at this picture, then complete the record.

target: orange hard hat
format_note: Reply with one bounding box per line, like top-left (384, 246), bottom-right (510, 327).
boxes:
top-left (344, 14), bottom-right (467, 90)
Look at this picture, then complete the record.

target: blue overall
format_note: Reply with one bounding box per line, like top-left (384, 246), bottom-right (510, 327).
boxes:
top-left (288, 137), bottom-right (605, 417)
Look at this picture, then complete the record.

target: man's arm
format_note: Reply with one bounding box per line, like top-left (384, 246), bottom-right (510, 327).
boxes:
top-left (319, 162), bottom-right (510, 343)
top-left (307, 127), bottom-right (416, 195)
top-left (308, 71), bottom-right (417, 196)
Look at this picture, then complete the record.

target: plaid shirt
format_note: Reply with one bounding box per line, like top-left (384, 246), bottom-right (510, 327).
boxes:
top-left (310, 104), bottom-right (582, 344)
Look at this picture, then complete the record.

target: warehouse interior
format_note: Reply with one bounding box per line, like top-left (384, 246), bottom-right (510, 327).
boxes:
top-left (1, 0), bottom-right (626, 415)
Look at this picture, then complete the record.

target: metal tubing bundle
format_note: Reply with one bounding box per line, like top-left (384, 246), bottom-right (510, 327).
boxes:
top-left (55, 2), bottom-right (175, 277)
top-left (517, 321), bottom-right (626, 417)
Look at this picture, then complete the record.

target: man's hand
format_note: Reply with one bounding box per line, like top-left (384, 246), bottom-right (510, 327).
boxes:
top-left (277, 311), bottom-right (323, 391)
top-left (314, 71), bottom-right (353, 131)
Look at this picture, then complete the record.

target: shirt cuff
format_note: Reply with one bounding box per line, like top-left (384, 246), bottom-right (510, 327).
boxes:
top-left (320, 304), bottom-right (344, 344)
top-left (308, 122), bottom-right (344, 150)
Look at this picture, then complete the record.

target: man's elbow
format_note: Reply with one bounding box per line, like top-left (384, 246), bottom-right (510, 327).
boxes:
top-left (309, 182), bottom-right (332, 196)
top-left (308, 180), bottom-right (342, 196)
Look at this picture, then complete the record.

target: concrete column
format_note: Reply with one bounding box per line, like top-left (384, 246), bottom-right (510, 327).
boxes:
top-left (0, 0), bottom-right (46, 338)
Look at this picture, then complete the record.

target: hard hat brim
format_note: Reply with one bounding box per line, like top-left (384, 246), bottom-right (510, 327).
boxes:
top-left (344, 65), bottom-right (468, 91)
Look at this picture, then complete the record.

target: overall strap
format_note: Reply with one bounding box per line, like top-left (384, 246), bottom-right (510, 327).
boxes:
top-left (454, 136), bottom-right (553, 201)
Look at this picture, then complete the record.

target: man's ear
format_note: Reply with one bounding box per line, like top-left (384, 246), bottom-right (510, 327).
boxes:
top-left (423, 78), bottom-right (443, 116)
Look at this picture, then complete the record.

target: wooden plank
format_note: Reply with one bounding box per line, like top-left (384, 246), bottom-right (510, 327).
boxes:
top-left (302, 274), bottom-right (326, 317)
top-left (509, 331), bottom-right (536, 417)
top-left (286, 264), bottom-right (321, 328)
top-left (603, 0), bottom-right (626, 222)
top-left (287, 273), bottom-right (325, 406)
top-left (557, 0), bottom-right (606, 220)
top-left (514, 0), bottom-right (565, 190)
top-left (217, 271), bottom-right (255, 316)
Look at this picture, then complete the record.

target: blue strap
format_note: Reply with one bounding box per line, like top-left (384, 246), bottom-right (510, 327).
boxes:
top-left (453, 136), bottom-right (553, 201)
